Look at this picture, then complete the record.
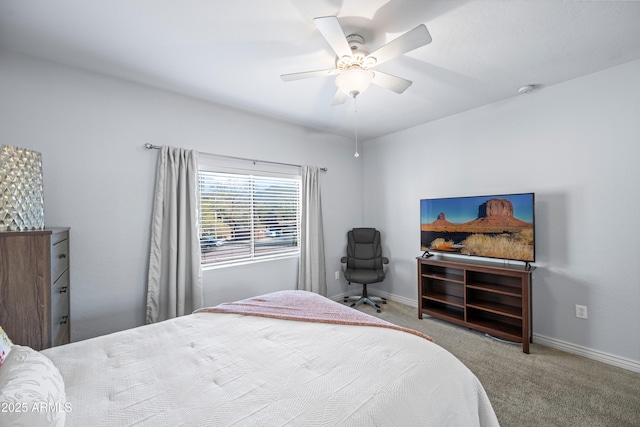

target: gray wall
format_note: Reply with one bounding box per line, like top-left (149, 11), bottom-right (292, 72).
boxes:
top-left (0, 51), bottom-right (363, 341)
top-left (362, 59), bottom-right (640, 365)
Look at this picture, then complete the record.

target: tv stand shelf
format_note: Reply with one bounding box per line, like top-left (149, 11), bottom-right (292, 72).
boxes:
top-left (417, 256), bottom-right (534, 353)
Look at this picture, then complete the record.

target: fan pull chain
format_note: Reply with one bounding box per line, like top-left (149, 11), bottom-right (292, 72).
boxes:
top-left (354, 95), bottom-right (360, 158)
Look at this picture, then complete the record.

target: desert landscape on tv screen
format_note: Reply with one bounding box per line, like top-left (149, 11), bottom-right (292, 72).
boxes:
top-left (421, 194), bottom-right (534, 262)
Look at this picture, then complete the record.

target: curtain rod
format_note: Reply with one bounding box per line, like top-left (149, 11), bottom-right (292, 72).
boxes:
top-left (144, 144), bottom-right (327, 172)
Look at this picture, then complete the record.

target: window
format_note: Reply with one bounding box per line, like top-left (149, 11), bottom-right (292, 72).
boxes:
top-left (198, 170), bottom-right (301, 266)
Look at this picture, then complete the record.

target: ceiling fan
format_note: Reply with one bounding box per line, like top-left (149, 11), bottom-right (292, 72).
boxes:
top-left (280, 16), bottom-right (432, 105)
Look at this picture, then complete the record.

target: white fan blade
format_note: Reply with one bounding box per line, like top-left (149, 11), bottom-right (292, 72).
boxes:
top-left (281, 69), bottom-right (339, 82)
top-left (371, 71), bottom-right (413, 94)
top-left (331, 89), bottom-right (348, 106)
top-left (366, 24), bottom-right (431, 66)
top-left (313, 16), bottom-right (353, 59)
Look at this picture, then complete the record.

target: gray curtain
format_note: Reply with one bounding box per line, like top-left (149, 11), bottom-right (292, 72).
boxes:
top-left (146, 146), bottom-right (203, 323)
top-left (297, 166), bottom-right (327, 296)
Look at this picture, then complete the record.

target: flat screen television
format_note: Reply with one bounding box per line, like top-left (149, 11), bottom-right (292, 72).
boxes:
top-left (420, 193), bottom-right (535, 263)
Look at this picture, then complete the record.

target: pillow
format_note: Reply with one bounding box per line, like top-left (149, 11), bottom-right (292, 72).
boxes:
top-left (0, 345), bottom-right (67, 427)
top-left (0, 326), bottom-right (12, 365)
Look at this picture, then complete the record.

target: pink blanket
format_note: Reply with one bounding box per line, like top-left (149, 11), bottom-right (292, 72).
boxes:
top-left (195, 290), bottom-right (433, 342)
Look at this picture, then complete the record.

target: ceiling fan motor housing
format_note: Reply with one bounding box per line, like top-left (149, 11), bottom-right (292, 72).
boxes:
top-left (346, 34), bottom-right (365, 49)
top-left (336, 34), bottom-right (377, 70)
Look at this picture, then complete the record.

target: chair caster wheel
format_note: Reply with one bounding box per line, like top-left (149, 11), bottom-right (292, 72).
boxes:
top-left (376, 310), bottom-right (381, 313)
top-left (382, 301), bottom-right (387, 304)
top-left (350, 303), bottom-right (356, 308)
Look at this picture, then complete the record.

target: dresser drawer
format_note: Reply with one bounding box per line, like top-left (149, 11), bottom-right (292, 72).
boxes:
top-left (51, 234), bottom-right (69, 282)
top-left (51, 268), bottom-right (70, 346)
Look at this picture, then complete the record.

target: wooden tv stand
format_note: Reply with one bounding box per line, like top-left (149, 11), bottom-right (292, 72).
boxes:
top-left (417, 256), bottom-right (534, 353)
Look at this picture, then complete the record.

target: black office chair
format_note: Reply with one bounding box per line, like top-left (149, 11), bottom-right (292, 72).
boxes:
top-left (341, 228), bottom-right (388, 313)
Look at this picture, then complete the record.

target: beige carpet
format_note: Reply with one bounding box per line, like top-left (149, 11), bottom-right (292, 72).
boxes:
top-left (351, 299), bottom-right (640, 427)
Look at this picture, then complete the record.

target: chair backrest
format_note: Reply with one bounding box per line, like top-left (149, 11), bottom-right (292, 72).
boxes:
top-left (346, 228), bottom-right (383, 271)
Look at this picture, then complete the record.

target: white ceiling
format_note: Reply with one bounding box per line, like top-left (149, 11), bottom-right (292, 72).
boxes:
top-left (2, 1), bottom-right (640, 141)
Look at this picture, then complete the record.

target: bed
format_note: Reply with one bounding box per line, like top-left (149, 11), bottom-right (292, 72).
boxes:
top-left (2, 290), bottom-right (499, 426)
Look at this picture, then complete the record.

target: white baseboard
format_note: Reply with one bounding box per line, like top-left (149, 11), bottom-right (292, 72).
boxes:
top-left (330, 290), bottom-right (357, 302)
top-left (331, 288), bottom-right (418, 308)
top-left (367, 288), bottom-right (418, 308)
top-left (331, 290), bottom-right (640, 374)
top-left (533, 333), bottom-right (640, 373)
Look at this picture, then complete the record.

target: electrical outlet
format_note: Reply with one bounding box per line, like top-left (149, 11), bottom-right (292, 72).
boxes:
top-left (335, 271), bottom-right (340, 280)
top-left (576, 305), bottom-right (588, 319)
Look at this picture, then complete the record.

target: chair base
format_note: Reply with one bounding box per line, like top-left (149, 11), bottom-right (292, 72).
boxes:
top-left (344, 284), bottom-right (387, 313)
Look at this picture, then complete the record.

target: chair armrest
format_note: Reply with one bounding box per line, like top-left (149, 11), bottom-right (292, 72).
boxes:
top-left (382, 257), bottom-right (389, 274)
top-left (381, 257), bottom-right (389, 264)
top-left (340, 257), bottom-right (348, 273)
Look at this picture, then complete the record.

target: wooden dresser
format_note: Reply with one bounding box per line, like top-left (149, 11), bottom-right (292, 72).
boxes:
top-left (0, 228), bottom-right (70, 350)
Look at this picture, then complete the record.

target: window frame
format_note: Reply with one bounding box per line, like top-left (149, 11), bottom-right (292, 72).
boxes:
top-left (197, 164), bottom-right (302, 268)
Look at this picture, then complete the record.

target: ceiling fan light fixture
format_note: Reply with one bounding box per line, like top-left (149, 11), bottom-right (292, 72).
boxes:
top-left (335, 68), bottom-right (374, 97)
top-left (363, 56), bottom-right (377, 68)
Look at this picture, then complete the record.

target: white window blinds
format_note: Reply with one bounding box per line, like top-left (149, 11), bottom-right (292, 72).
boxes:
top-left (198, 170), bottom-right (301, 266)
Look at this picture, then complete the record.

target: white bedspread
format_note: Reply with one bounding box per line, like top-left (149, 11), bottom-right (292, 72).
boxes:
top-left (43, 311), bottom-right (499, 426)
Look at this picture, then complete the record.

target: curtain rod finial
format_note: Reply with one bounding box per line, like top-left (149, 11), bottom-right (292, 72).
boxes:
top-left (145, 143), bottom-right (161, 150)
